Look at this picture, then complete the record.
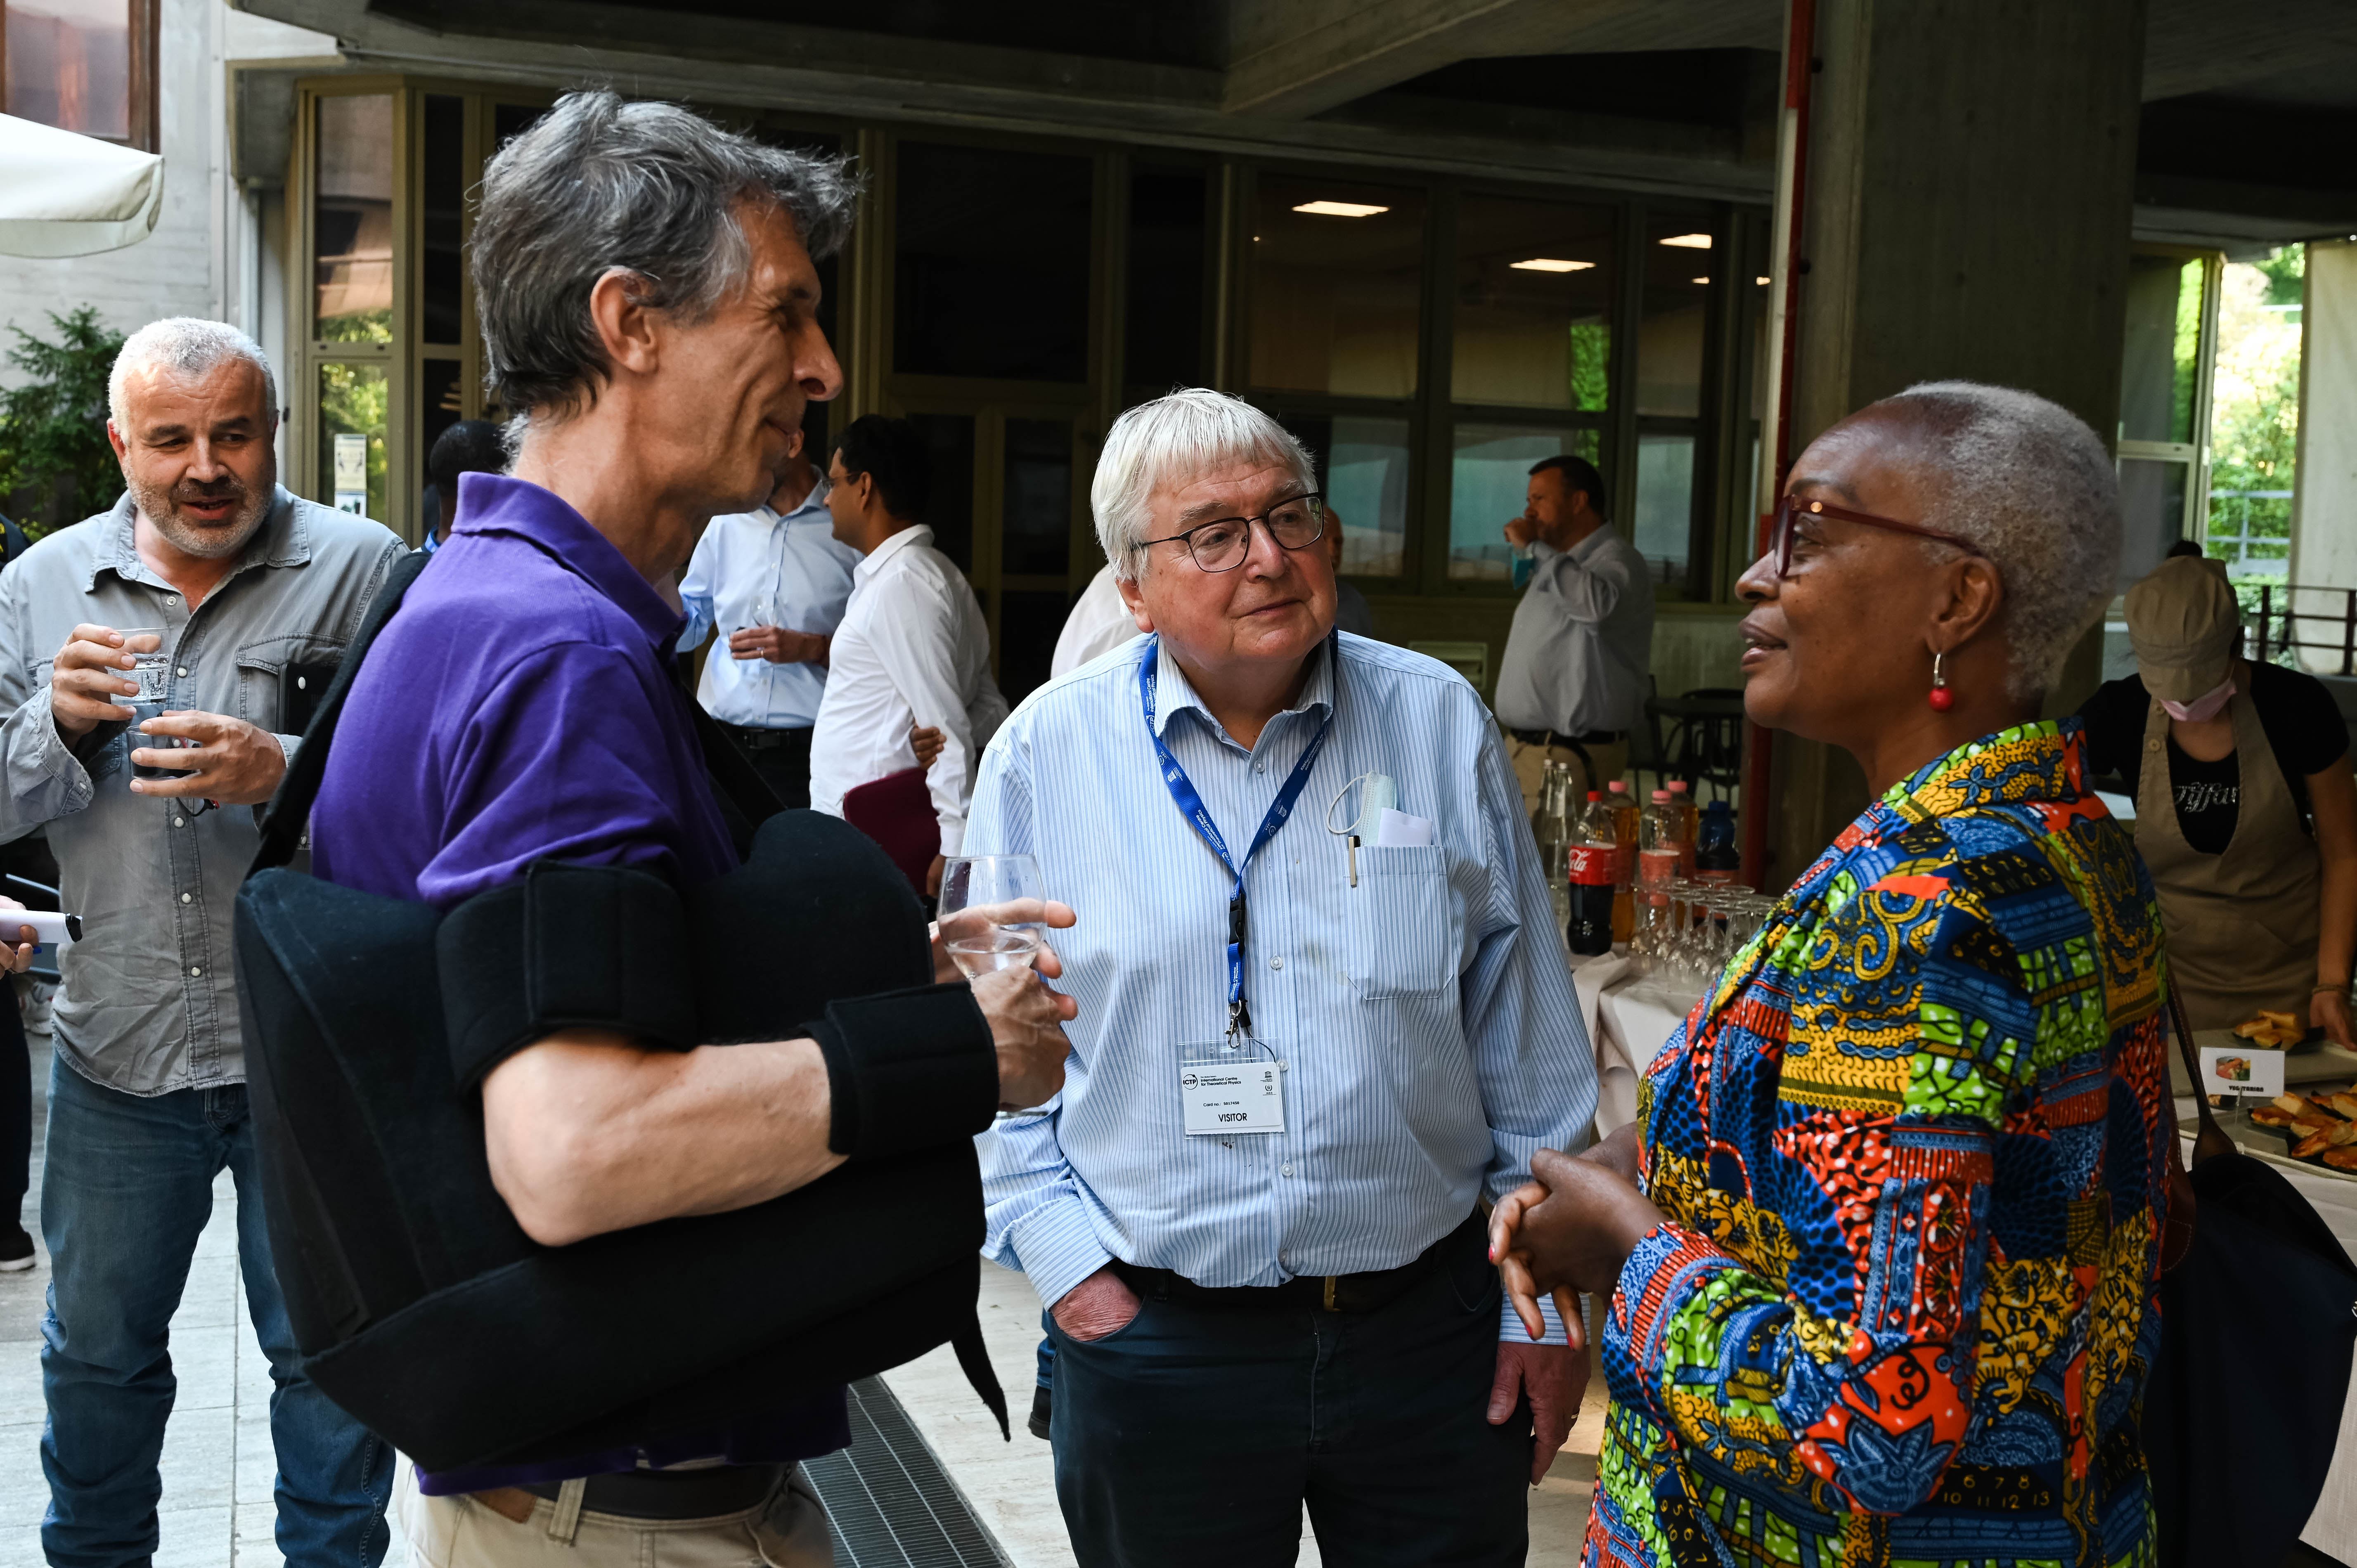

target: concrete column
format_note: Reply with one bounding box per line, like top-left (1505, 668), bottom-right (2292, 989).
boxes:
top-left (2293, 240), bottom-right (2357, 595)
top-left (1766, 0), bottom-right (2147, 880)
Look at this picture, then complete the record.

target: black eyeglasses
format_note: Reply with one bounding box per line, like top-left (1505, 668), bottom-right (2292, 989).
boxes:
top-left (1143, 492), bottom-right (1327, 573)
top-left (1768, 493), bottom-right (1989, 579)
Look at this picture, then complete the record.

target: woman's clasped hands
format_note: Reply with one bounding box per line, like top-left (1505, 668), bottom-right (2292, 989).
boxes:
top-left (1487, 1122), bottom-right (1668, 1342)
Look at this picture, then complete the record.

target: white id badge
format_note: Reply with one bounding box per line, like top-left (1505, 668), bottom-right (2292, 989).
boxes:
top-left (1179, 1040), bottom-right (1284, 1135)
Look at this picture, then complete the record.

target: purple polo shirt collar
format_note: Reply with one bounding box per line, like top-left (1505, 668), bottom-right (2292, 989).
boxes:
top-left (454, 472), bottom-right (687, 652)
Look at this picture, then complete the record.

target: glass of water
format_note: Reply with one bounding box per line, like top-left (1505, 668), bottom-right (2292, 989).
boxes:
top-left (117, 628), bottom-right (169, 703)
top-left (937, 854), bottom-right (1050, 977)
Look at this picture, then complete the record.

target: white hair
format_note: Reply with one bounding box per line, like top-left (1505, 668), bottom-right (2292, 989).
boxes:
top-left (1879, 380), bottom-right (2123, 700)
top-left (108, 317), bottom-right (279, 427)
top-left (1092, 389), bottom-right (1317, 581)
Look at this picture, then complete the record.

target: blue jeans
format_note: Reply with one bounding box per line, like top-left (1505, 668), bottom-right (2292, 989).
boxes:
top-left (1049, 1221), bottom-right (1529, 1568)
top-left (39, 1055), bottom-right (393, 1568)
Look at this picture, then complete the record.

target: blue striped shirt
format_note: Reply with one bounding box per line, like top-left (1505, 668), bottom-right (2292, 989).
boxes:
top-left (967, 632), bottom-right (1597, 1339)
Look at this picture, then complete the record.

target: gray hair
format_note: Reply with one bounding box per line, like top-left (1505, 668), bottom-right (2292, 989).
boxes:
top-left (1872, 381), bottom-right (2123, 700)
top-left (471, 89), bottom-right (859, 421)
top-left (108, 317), bottom-right (278, 426)
top-left (1092, 390), bottom-right (1317, 581)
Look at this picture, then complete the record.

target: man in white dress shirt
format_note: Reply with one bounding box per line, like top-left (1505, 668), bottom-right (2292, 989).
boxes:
top-left (677, 431), bottom-right (857, 807)
top-left (965, 390), bottom-right (1596, 1566)
top-left (809, 415), bottom-right (1007, 891)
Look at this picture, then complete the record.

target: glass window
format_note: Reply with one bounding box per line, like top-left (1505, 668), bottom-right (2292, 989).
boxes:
top-left (2120, 254), bottom-right (2203, 446)
top-left (998, 590), bottom-right (1068, 707)
top-left (896, 143), bottom-right (1091, 382)
top-left (1448, 423), bottom-right (1600, 582)
top-left (319, 362), bottom-right (388, 522)
top-left (4, 0), bottom-right (131, 140)
top-left (1125, 166), bottom-right (1207, 399)
top-left (493, 102), bottom-right (545, 150)
top-left (2118, 457), bottom-right (2190, 588)
top-left (1002, 418), bottom-right (1071, 578)
top-left (1452, 195), bottom-right (1613, 411)
top-left (1251, 177), bottom-right (1425, 400)
top-left (421, 94), bottom-right (464, 345)
top-left (907, 412), bottom-right (976, 572)
top-left (1638, 217), bottom-right (1714, 417)
top-left (1273, 413), bottom-right (1409, 578)
top-left (314, 95), bottom-right (393, 343)
top-left (1631, 431), bottom-right (1695, 577)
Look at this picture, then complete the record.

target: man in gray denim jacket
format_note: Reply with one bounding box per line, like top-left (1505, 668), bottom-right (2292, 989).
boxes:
top-left (0, 317), bottom-right (406, 1567)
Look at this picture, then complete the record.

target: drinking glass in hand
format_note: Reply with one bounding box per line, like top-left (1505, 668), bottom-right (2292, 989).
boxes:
top-left (938, 854), bottom-right (1048, 978)
top-left (116, 629), bottom-right (194, 781)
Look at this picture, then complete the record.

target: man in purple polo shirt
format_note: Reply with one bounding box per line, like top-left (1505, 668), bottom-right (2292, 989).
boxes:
top-left (308, 90), bottom-right (1074, 1566)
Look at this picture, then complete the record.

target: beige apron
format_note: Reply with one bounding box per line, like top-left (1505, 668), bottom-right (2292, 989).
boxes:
top-left (2136, 686), bottom-right (2322, 1031)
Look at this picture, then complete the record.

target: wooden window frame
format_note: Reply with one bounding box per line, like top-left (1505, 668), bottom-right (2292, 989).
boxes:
top-left (0, 0), bottom-right (159, 152)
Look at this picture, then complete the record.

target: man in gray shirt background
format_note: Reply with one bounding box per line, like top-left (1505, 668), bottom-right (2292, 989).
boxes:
top-left (1491, 454), bottom-right (1654, 813)
top-left (0, 318), bottom-right (405, 1567)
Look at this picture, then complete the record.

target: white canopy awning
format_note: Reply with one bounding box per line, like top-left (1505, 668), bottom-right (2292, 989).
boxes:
top-left (0, 112), bottom-right (165, 259)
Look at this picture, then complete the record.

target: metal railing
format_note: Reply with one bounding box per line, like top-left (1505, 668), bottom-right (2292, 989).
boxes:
top-left (2208, 489), bottom-right (2293, 577)
top-left (2253, 583), bottom-right (2357, 675)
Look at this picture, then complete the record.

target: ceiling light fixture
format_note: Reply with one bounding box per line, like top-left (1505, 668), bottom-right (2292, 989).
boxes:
top-left (1510, 258), bottom-right (1595, 272)
top-left (1755, 275), bottom-right (1771, 285)
top-left (1659, 232), bottom-right (1713, 248)
top-left (1692, 277), bottom-right (1710, 285)
top-left (1293, 200), bottom-right (1389, 218)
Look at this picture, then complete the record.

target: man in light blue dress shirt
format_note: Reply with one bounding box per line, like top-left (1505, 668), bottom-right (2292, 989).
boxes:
top-left (677, 433), bottom-right (857, 806)
top-left (966, 390), bottom-right (1597, 1566)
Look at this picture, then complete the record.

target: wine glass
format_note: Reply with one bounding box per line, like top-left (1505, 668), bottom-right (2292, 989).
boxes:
top-left (938, 854), bottom-right (1050, 977)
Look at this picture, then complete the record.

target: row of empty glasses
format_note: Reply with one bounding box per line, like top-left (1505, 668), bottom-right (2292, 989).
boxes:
top-left (1628, 877), bottom-right (1778, 996)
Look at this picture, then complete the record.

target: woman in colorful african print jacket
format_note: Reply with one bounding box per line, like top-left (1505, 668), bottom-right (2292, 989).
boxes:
top-left (1493, 382), bottom-right (2169, 1568)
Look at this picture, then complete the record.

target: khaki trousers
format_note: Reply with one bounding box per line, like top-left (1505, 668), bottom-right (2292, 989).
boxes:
top-left (1505, 734), bottom-right (1629, 820)
top-left (397, 1461), bottom-right (835, 1567)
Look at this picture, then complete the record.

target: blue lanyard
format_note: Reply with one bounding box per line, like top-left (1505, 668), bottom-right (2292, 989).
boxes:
top-left (1140, 634), bottom-right (1336, 1038)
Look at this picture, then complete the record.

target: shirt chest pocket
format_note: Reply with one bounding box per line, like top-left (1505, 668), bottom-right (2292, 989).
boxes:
top-left (1344, 846), bottom-right (1458, 998)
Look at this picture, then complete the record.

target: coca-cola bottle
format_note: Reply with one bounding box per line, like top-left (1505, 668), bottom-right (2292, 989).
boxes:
top-left (1566, 791), bottom-right (1617, 956)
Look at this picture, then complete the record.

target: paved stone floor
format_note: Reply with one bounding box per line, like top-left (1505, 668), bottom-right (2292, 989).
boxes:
top-left (0, 1022), bottom-right (1598, 1568)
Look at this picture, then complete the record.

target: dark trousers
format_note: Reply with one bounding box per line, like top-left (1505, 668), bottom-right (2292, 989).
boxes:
top-left (1, 981), bottom-right (24, 1213)
top-left (733, 724), bottom-right (814, 810)
top-left (1049, 1224), bottom-right (1530, 1568)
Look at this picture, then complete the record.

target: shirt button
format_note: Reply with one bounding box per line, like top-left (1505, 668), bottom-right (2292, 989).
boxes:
top-left (1279, 1249), bottom-right (1291, 1268)
top-left (180, 892), bottom-right (192, 903)
top-left (176, 667), bottom-right (189, 677)
top-left (188, 965), bottom-right (202, 978)
top-left (173, 816), bottom-right (185, 828)
top-left (165, 595), bottom-right (179, 605)
top-left (1280, 1162), bottom-right (1295, 1178)
top-left (1269, 956), bottom-right (1284, 970)
top-left (1278, 1059), bottom-right (1289, 1071)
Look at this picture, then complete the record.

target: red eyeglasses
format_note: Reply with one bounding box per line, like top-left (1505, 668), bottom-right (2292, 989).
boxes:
top-left (1767, 493), bottom-right (1989, 579)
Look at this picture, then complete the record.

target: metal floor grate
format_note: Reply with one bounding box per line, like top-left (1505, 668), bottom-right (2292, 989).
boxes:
top-left (803, 1376), bottom-right (1014, 1568)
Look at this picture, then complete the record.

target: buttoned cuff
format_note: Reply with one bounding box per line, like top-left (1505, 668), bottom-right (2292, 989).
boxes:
top-left (1500, 1291), bottom-right (1571, 1345)
top-left (935, 815), bottom-right (965, 857)
top-left (14, 687), bottom-right (94, 808)
top-left (272, 732), bottom-right (299, 771)
top-left (1006, 1199), bottom-right (1115, 1312)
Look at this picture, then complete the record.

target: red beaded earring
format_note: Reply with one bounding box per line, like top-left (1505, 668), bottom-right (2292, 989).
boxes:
top-left (1928, 650), bottom-right (1954, 711)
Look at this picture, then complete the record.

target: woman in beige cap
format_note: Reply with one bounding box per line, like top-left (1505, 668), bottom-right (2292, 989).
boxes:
top-left (2075, 553), bottom-right (2357, 1043)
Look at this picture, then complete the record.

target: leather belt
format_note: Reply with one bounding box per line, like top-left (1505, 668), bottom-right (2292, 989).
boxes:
top-left (522, 1462), bottom-right (784, 1520)
top-left (714, 721), bottom-right (810, 753)
top-left (1507, 726), bottom-right (1623, 748)
top-left (1111, 1210), bottom-right (1483, 1315)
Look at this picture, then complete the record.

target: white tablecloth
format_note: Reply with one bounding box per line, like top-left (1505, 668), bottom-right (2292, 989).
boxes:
top-left (1569, 951), bottom-right (1701, 1135)
top-left (1569, 955), bottom-right (2357, 1559)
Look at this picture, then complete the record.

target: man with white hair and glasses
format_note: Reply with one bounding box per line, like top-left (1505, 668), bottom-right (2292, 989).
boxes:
top-left (0, 317), bottom-right (405, 1566)
top-left (966, 388), bottom-right (1598, 1565)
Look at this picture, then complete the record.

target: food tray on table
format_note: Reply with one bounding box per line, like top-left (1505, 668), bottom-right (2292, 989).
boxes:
top-left (2190, 1086), bottom-right (2357, 1182)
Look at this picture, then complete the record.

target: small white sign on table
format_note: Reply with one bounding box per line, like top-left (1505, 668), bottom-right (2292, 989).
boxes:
top-left (2198, 1043), bottom-right (2287, 1102)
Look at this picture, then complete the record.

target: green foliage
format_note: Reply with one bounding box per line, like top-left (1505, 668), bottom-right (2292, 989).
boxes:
top-left (317, 362), bottom-right (388, 519)
top-left (2256, 245), bottom-right (2305, 309)
top-left (1567, 322), bottom-right (1610, 414)
top-left (0, 307), bottom-right (127, 538)
top-left (2172, 259), bottom-right (2203, 443)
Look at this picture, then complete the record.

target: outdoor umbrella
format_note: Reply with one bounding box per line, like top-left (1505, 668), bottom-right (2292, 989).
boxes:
top-left (0, 112), bottom-right (163, 258)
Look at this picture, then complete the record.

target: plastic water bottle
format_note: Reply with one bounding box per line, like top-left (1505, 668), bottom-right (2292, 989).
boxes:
top-left (1696, 800), bottom-right (1740, 885)
top-left (1639, 788), bottom-right (1685, 896)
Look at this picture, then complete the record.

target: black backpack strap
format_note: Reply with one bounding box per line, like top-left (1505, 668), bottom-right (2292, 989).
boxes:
top-left (251, 548), bottom-right (433, 875)
top-left (671, 662), bottom-right (786, 837)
